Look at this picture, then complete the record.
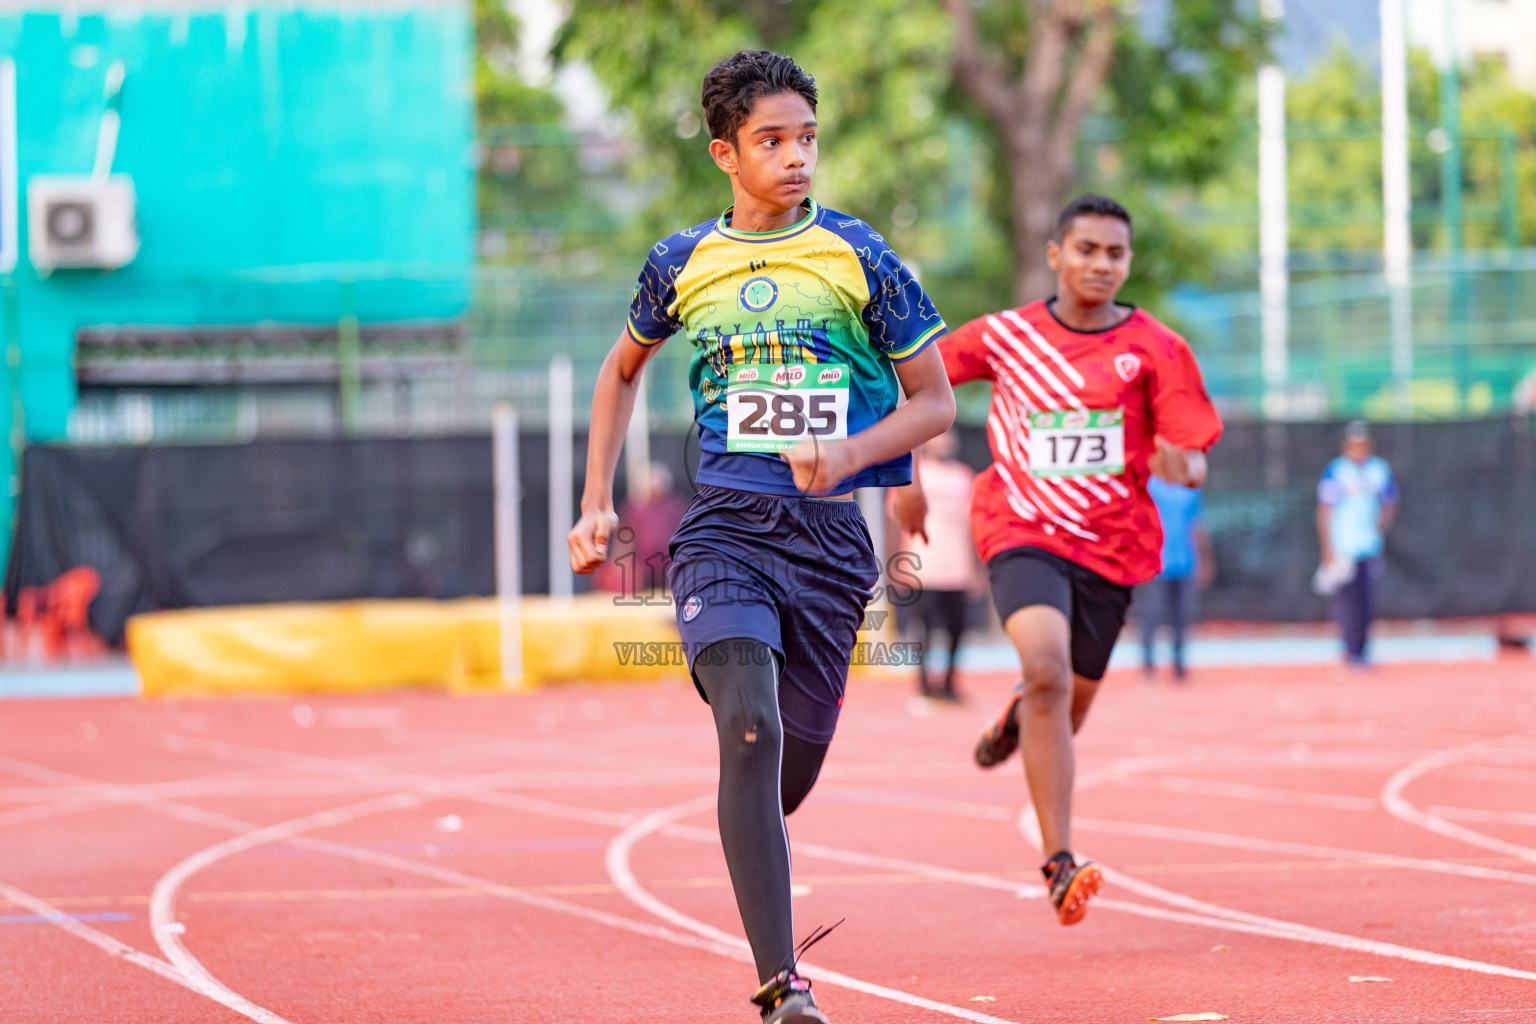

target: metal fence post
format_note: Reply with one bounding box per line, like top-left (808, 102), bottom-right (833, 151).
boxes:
top-left (548, 355), bottom-right (573, 602)
top-left (338, 277), bottom-right (362, 433)
top-left (493, 403), bottom-right (524, 689)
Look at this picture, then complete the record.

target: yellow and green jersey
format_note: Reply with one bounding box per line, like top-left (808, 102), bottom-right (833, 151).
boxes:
top-left (626, 199), bottom-right (946, 495)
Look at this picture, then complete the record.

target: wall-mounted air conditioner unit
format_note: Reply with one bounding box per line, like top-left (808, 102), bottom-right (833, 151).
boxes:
top-left (27, 175), bottom-right (138, 271)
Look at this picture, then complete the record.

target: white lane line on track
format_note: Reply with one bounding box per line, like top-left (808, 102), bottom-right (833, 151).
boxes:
top-left (1024, 802), bottom-right (1536, 982)
top-left (0, 747), bottom-right (754, 1021)
top-left (1071, 816), bottom-right (1536, 886)
top-left (1011, 774), bottom-right (1536, 984)
top-left (0, 748), bottom-right (1440, 806)
top-left (138, 774), bottom-right (1035, 1024)
top-left (138, 785), bottom-right (761, 1004)
top-left (153, 732), bottom-right (656, 834)
top-left (28, 724), bottom-right (1534, 1021)
top-left (0, 766), bottom-right (718, 805)
top-left (0, 879), bottom-right (207, 995)
top-left (818, 784), bottom-right (1536, 886)
top-left (1382, 739), bottom-right (1536, 864)
top-left (1098, 861), bottom-right (1536, 981)
top-left (1428, 805), bottom-right (1536, 827)
top-left (0, 799), bottom-right (115, 829)
top-left (605, 796), bottom-right (1027, 1024)
top-left (133, 736), bottom-right (1536, 985)
top-left (1115, 775), bottom-right (1383, 812)
top-left (487, 784), bottom-right (1536, 984)
top-left (653, 819), bottom-right (1049, 899)
top-left (148, 793), bottom-right (440, 1024)
top-left (0, 759), bottom-right (311, 1022)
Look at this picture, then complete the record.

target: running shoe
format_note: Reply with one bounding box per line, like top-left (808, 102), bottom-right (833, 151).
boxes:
top-left (752, 969), bottom-right (828, 1024)
top-left (973, 680), bottom-right (1023, 768)
top-left (1042, 851), bottom-right (1103, 926)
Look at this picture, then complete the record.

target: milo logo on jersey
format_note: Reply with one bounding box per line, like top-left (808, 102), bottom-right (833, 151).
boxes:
top-left (730, 363), bottom-right (831, 393)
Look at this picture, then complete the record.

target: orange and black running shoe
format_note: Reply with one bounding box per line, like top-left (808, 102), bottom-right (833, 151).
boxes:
top-left (752, 970), bottom-right (828, 1024)
top-left (973, 680), bottom-right (1024, 768)
top-left (1043, 851), bottom-right (1103, 926)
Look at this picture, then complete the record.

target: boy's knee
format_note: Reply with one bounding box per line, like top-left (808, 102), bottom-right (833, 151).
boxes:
top-left (1020, 652), bottom-right (1072, 705)
top-left (715, 692), bottom-right (782, 762)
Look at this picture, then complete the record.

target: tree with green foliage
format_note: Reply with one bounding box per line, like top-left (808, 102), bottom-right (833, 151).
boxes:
top-left (476, 0), bottom-right (604, 266)
top-left (557, 0), bottom-right (1269, 315)
top-left (1188, 43), bottom-right (1536, 260)
top-left (476, 0), bottom-right (563, 124)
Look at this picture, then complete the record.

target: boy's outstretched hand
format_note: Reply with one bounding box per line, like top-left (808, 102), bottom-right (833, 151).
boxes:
top-left (568, 507), bottom-right (620, 573)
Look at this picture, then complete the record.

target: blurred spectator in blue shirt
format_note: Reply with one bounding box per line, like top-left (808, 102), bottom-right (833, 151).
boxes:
top-left (1316, 421), bottom-right (1398, 667)
top-left (1137, 476), bottom-right (1214, 682)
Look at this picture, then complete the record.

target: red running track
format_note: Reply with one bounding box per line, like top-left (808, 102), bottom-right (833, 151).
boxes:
top-left (2, 657), bottom-right (1535, 1023)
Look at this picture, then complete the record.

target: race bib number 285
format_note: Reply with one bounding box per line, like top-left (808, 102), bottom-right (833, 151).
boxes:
top-left (1027, 409), bottom-right (1125, 477)
top-left (726, 364), bottom-right (850, 453)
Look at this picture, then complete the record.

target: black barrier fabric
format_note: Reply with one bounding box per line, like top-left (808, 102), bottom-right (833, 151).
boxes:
top-left (8, 419), bottom-right (1536, 644)
top-left (7, 436), bottom-right (592, 644)
top-left (1194, 418), bottom-right (1536, 622)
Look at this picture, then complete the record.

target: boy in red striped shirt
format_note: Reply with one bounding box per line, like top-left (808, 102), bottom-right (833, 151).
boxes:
top-left (896, 194), bottom-right (1221, 924)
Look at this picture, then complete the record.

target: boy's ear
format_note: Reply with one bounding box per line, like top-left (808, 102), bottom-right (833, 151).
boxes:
top-left (1046, 239), bottom-right (1062, 273)
top-left (709, 136), bottom-right (739, 175)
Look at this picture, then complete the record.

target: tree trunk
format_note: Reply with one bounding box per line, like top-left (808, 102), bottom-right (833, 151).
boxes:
top-left (1010, 133), bottom-right (1066, 304)
top-left (946, 0), bottom-right (1120, 306)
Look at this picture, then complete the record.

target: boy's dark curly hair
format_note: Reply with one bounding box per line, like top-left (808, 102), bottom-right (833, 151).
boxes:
top-left (701, 50), bottom-right (818, 146)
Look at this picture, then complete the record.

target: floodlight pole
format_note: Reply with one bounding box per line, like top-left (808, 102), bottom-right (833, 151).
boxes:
top-left (493, 403), bottom-right (524, 689)
top-left (1439, 0), bottom-right (1463, 257)
top-left (1381, 0), bottom-right (1414, 417)
top-left (547, 354), bottom-right (573, 602)
top-left (1258, 0), bottom-right (1289, 420)
top-left (1439, 0), bottom-right (1468, 413)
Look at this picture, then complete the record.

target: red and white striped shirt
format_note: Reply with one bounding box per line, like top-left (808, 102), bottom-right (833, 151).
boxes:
top-left (940, 300), bottom-right (1222, 586)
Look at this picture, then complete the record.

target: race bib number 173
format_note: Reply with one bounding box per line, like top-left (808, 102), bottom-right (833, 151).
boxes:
top-left (1027, 409), bottom-right (1125, 477)
top-left (726, 363), bottom-right (850, 453)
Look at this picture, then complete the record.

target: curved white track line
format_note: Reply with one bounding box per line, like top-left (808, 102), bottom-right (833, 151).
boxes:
top-left (1013, 794), bottom-right (1536, 982)
top-left (605, 796), bottom-right (1026, 1024)
top-left (3, 750), bottom-right (750, 1019)
top-left (134, 776), bottom-right (759, 1010)
top-left (149, 792), bottom-right (429, 1024)
top-left (1382, 739), bottom-right (1536, 864)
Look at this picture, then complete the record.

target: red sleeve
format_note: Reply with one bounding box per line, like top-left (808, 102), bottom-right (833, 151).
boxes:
top-left (1144, 328), bottom-right (1222, 451)
top-left (938, 316), bottom-right (994, 385)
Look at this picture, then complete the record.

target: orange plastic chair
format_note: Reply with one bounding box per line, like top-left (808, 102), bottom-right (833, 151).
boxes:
top-left (10, 567), bottom-right (103, 662)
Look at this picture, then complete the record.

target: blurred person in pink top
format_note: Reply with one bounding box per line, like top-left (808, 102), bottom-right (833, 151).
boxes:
top-left (889, 429), bottom-right (982, 700)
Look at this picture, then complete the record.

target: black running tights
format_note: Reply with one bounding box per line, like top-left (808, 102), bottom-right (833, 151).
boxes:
top-left (694, 639), bottom-right (830, 983)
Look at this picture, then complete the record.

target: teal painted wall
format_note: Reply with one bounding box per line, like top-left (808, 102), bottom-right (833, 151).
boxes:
top-left (0, 3), bottom-right (474, 444)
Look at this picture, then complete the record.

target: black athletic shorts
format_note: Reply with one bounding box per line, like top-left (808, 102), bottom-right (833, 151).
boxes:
top-left (667, 484), bottom-right (880, 744)
top-left (987, 546), bottom-right (1133, 681)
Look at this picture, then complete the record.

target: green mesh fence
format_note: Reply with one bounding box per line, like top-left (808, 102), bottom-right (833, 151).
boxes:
top-left (1171, 252), bottom-right (1536, 421)
top-left (58, 255), bottom-right (1536, 445)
